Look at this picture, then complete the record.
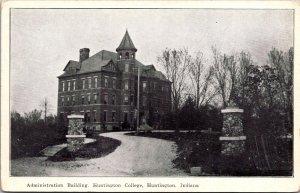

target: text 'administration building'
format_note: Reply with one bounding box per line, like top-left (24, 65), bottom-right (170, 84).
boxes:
top-left (57, 30), bottom-right (171, 130)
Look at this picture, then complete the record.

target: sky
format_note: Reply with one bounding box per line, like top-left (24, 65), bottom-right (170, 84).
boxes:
top-left (10, 9), bottom-right (293, 115)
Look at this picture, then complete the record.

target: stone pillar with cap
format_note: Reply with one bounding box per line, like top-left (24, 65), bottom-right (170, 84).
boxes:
top-left (219, 101), bottom-right (246, 156)
top-left (66, 114), bottom-right (86, 152)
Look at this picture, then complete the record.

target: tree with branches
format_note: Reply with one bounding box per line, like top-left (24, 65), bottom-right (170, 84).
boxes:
top-left (211, 47), bottom-right (238, 107)
top-left (40, 97), bottom-right (50, 124)
top-left (188, 51), bottom-right (215, 108)
top-left (158, 48), bottom-right (191, 112)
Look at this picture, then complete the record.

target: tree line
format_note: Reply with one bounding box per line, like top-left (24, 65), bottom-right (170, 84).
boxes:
top-left (11, 98), bottom-right (67, 159)
top-left (157, 46), bottom-right (293, 171)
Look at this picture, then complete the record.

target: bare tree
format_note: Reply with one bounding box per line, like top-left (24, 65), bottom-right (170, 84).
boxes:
top-left (188, 51), bottom-right (215, 108)
top-left (268, 47), bottom-right (293, 132)
top-left (40, 97), bottom-right (49, 124)
top-left (158, 48), bottom-right (191, 112)
top-left (211, 47), bottom-right (238, 107)
top-left (236, 51), bottom-right (253, 104)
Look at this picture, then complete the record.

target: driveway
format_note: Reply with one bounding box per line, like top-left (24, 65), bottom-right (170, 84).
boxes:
top-left (11, 132), bottom-right (187, 176)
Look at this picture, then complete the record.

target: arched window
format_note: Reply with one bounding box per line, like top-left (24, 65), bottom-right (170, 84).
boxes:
top-left (125, 52), bottom-right (129, 59)
top-left (119, 54), bottom-right (122, 59)
top-left (131, 53), bottom-right (134, 59)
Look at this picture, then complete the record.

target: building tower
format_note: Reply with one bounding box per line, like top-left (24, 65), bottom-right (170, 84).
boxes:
top-left (116, 30), bottom-right (138, 127)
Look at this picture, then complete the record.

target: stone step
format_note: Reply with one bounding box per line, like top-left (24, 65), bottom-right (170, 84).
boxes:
top-left (39, 144), bottom-right (67, 157)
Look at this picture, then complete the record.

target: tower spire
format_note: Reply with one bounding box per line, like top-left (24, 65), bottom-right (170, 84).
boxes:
top-left (116, 30), bottom-right (137, 52)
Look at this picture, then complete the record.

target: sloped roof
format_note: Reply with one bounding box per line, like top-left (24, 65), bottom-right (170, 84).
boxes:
top-left (116, 30), bottom-right (137, 52)
top-left (58, 50), bottom-right (169, 82)
top-left (63, 60), bottom-right (80, 71)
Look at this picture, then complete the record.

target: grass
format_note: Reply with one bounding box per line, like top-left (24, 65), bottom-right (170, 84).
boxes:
top-left (48, 135), bottom-right (121, 162)
top-left (127, 131), bottom-right (292, 176)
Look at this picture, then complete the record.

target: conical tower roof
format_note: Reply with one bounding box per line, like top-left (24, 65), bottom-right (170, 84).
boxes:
top-left (116, 30), bottom-right (137, 52)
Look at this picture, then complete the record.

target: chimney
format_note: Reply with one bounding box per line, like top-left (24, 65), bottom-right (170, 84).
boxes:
top-left (79, 48), bottom-right (90, 62)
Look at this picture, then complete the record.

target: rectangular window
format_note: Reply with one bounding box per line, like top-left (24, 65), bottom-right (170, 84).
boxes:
top-left (81, 95), bottom-right (85, 105)
top-left (67, 81), bottom-right (71, 91)
top-left (142, 82), bottom-right (147, 92)
top-left (93, 110), bottom-right (97, 122)
top-left (123, 111), bottom-right (128, 122)
top-left (94, 77), bottom-right (98, 88)
top-left (87, 94), bottom-right (91, 104)
top-left (72, 95), bottom-right (75, 105)
top-left (61, 96), bottom-right (64, 106)
top-left (112, 94), bottom-right (116, 105)
top-left (88, 78), bottom-right (92, 89)
top-left (62, 81), bottom-right (65, 92)
top-left (154, 82), bottom-right (157, 91)
top-left (82, 79), bottom-right (85, 89)
top-left (73, 80), bottom-right (76, 90)
top-left (94, 93), bottom-right (98, 103)
top-left (103, 94), bottom-right (108, 104)
top-left (124, 95), bottom-right (129, 105)
top-left (124, 79), bottom-right (129, 90)
top-left (86, 112), bottom-right (91, 123)
top-left (112, 111), bottom-right (116, 122)
top-left (125, 63), bottom-right (129, 72)
top-left (67, 96), bottom-right (70, 106)
top-left (130, 94), bottom-right (134, 106)
top-left (103, 111), bottom-right (107, 122)
top-left (131, 79), bottom-right (135, 90)
top-left (142, 96), bottom-right (147, 107)
top-left (104, 77), bottom-right (109, 88)
top-left (130, 111), bottom-right (134, 122)
top-left (112, 78), bottom-right (116, 89)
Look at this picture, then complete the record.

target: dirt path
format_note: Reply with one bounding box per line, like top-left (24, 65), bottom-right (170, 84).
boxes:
top-left (11, 132), bottom-right (187, 176)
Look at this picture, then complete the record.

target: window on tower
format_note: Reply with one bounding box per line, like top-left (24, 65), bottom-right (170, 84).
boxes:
top-left (125, 63), bottom-right (129, 72)
top-left (125, 52), bottom-right (129, 59)
top-left (124, 79), bottom-right (129, 90)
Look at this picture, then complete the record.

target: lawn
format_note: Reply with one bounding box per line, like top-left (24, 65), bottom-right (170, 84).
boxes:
top-left (48, 135), bottom-right (121, 162)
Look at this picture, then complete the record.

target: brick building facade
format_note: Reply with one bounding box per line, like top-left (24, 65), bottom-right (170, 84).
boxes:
top-left (57, 30), bottom-right (171, 131)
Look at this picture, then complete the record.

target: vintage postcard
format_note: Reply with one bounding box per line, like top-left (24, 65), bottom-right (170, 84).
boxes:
top-left (1, 0), bottom-right (299, 192)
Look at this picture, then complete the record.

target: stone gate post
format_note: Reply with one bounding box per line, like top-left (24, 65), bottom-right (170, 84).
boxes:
top-left (219, 102), bottom-right (246, 156)
top-left (66, 114), bottom-right (86, 152)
